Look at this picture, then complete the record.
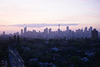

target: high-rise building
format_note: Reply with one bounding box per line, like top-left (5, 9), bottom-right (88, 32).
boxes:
top-left (49, 28), bottom-right (52, 34)
top-left (24, 27), bottom-right (27, 33)
top-left (84, 27), bottom-right (87, 32)
top-left (66, 26), bottom-right (69, 31)
top-left (89, 26), bottom-right (93, 32)
top-left (21, 29), bottom-right (23, 35)
top-left (92, 29), bottom-right (98, 39)
top-left (3, 31), bottom-right (5, 36)
top-left (14, 32), bottom-right (19, 36)
top-left (44, 28), bottom-right (48, 34)
top-left (33, 30), bottom-right (36, 33)
top-left (43, 28), bottom-right (48, 38)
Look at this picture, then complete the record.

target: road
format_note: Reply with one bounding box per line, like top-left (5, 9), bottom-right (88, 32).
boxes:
top-left (8, 46), bottom-right (25, 67)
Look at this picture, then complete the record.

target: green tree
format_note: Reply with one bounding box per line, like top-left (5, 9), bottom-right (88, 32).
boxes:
top-left (69, 56), bottom-right (82, 66)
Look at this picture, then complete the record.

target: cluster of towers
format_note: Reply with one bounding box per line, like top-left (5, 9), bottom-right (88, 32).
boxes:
top-left (17, 26), bottom-right (98, 39)
top-left (1, 25), bottom-right (98, 39)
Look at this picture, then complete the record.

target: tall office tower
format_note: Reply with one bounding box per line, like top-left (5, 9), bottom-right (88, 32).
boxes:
top-left (49, 28), bottom-right (52, 34)
top-left (33, 30), bottom-right (36, 33)
top-left (66, 26), bottom-right (69, 31)
top-left (81, 29), bottom-right (83, 32)
top-left (89, 26), bottom-right (93, 32)
top-left (66, 26), bottom-right (69, 39)
top-left (88, 26), bottom-right (93, 37)
top-left (14, 32), bottom-right (19, 36)
top-left (24, 27), bottom-right (27, 33)
top-left (84, 27), bottom-right (87, 32)
top-left (21, 29), bottom-right (23, 35)
top-left (44, 28), bottom-right (48, 39)
top-left (3, 31), bottom-right (5, 36)
top-left (92, 29), bottom-right (98, 39)
top-left (44, 27), bottom-right (48, 34)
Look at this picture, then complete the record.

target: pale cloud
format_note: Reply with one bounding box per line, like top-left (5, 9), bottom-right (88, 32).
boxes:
top-left (0, 0), bottom-right (100, 25)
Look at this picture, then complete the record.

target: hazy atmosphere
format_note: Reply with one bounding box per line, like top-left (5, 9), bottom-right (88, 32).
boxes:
top-left (0, 0), bottom-right (100, 33)
top-left (0, 0), bottom-right (100, 67)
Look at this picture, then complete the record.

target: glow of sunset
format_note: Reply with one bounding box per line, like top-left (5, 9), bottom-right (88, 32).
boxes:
top-left (0, 0), bottom-right (100, 25)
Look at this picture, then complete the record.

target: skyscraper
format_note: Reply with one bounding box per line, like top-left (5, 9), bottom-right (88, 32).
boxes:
top-left (44, 28), bottom-right (48, 34)
top-left (84, 27), bottom-right (87, 32)
top-left (3, 31), bottom-right (5, 36)
top-left (24, 27), bottom-right (27, 34)
top-left (66, 26), bottom-right (69, 31)
top-left (89, 26), bottom-right (93, 32)
top-left (21, 29), bottom-right (23, 36)
top-left (92, 29), bottom-right (98, 39)
top-left (49, 28), bottom-right (52, 34)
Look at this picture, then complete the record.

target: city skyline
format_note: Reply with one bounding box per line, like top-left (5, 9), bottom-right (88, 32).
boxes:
top-left (0, 23), bottom-right (100, 34)
top-left (0, 0), bottom-right (100, 34)
top-left (1, 26), bottom-right (100, 39)
top-left (0, 0), bottom-right (100, 65)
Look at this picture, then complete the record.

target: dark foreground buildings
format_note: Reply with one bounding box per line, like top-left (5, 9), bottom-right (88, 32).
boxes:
top-left (92, 29), bottom-right (98, 39)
